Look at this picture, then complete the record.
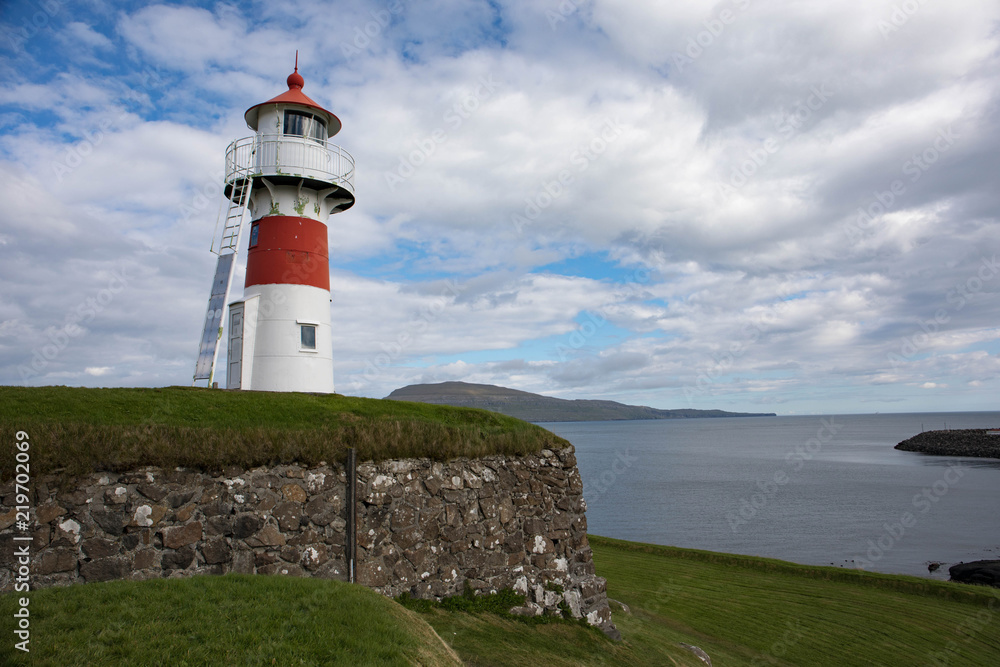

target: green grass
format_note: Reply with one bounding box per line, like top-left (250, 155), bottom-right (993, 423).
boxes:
top-left (408, 536), bottom-right (1000, 666)
top-left (0, 386), bottom-right (567, 480)
top-left (0, 575), bottom-right (460, 666)
top-left (2, 538), bottom-right (998, 665)
top-left (594, 536), bottom-right (1000, 666)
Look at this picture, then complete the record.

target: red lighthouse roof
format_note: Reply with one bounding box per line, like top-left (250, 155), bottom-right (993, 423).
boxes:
top-left (244, 55), bottom-right (342, 136)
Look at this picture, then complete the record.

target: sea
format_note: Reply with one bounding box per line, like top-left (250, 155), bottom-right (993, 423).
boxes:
top-left (542, 412), bottom-right (1000, 580)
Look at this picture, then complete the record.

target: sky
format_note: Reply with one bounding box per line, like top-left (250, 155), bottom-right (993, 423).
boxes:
top-left (0, 0), bottom-right (998, 415)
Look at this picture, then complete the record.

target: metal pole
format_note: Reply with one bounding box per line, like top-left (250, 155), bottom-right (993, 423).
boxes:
top-left (347, 447), bottom-right (357, 583)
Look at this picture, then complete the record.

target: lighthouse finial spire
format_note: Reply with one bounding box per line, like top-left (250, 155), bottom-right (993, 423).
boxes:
top-left (287, 51), bottom-right (304, 90)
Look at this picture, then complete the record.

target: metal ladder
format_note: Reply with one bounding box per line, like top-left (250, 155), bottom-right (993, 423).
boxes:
top-left (193, 160), bottom-right (255, 386)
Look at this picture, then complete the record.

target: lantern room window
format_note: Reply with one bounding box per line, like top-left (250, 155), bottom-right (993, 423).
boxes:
top-left (284, 110), bottom-right (327, 142)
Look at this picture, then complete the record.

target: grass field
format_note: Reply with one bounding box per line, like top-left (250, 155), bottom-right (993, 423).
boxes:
top-left (0, 574), bottom-right (460, 666)
top-left (587, 536), bottom-right (1000, 666)
top-left (401, 536), bottom-right (1000, 666)
top-left (4, 536), bottom-right (996, 666)
top-left (0, 385), bottom-right (566, 480)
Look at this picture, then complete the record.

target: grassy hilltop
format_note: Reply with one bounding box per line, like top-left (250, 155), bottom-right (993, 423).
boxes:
top-left (0, 385), bottom-right (566, 480)
top-left (2, 537), bottom-right (997, 666)
top-left (387, 381), bottom-right (777, 422)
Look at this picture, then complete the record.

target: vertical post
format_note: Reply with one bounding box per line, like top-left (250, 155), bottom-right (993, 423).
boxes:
top-left (346, 446), bottom-right (357, 583)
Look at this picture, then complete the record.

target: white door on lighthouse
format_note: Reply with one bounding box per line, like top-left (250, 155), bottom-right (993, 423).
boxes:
top-left (227, 303), bottom-right (244, 390)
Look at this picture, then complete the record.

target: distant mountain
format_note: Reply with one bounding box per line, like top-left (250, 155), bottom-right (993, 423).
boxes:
top-left (385, 382), bottom-right (776, 422)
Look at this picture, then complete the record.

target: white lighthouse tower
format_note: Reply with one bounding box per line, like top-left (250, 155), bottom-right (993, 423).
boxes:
top-left (193, 56), bottom-right (355, 393)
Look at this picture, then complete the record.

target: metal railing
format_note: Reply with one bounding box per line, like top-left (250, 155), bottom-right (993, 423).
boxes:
top-left (225, 134), bottom-right (355, 193)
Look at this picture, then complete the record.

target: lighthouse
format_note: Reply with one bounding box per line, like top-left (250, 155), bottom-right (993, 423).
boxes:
top-left (193, 57), bottom-right (355, 393)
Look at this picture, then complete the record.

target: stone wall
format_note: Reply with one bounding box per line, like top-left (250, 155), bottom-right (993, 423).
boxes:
top-left (0, 446), bottom-right (616, 636)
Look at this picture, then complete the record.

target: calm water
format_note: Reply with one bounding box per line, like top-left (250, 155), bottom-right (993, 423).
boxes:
top-left (543, 413), bottom-right (1000, 579)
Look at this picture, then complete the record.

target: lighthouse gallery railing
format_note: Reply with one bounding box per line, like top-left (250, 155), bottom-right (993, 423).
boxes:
top-left (224, 135), bottom-right (355, 193)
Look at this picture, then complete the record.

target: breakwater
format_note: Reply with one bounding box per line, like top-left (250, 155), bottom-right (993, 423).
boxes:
top-left (895, 429), bottom-right (1000, 459)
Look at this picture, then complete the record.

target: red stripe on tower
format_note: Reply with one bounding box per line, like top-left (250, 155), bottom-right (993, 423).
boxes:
top-left (244, 216), bottom-right (329, 290)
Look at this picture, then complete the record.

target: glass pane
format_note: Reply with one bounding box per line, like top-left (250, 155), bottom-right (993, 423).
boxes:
top-left (249, 224), bottom-right (259, 247)
top-left (300, 324), bottom-right (316, 349)
top-left (310, 117), bottom-right (327, 142)
top-left (284, 111), bottom-right (307, 136)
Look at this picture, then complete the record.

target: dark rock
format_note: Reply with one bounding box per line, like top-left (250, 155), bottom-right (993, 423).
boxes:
top-left (121, 533), bottom-right (141, 551)
top-left (231, 550), bottom-right (254, 574)
top-left (255, 551), bottom-right (277, 567)
top-left (165, 489), bottom-right (197, 508)
top-left (896, 429), bottom-right (1000, 459)
top-left (304, 495), bottom-right (340, 526)
top-left (81, 557), bottom-right (128, 582)
top-left (234, 513), bottom-right (263, 539)
top-left (949, 560), bottom-right (1000, 588)
top-left (35, 549), bottom-right (77, 575)
top-left (91, 510), bottom-right (126, 536)
top-left (201, 500), bottom-right (232, 517)
top-left (161, 522), bottom-right (202, 549)
top-left (357, 560), bottom-right (389, 587)
top-left (201, 538), bottom-right (231, 565)
top-left (133, 549), bottom-right (160, 570)
top-left (206, 515), bottom-right (235, 537)
top-left (246, 523), bottom-right (285, 547)
top-left (161, 546), bottom-right (195, 570)
top-left (35, 502), bottom-right (66, 525)
top-left (273, 501), bottom-right (304, 532)
top-left (82, 538), bottom-right (120, 560)
top-left (136, 484), bottom-right (169, 502)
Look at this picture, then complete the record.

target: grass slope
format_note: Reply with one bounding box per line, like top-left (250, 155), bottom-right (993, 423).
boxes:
top-left (2, 538), bottom-right (998, 665)
top-left (592, 536), bottom-right (1000, 667)
top-left (0, 575), bottom-right (460, 666)
top-left (411, 537), bottom-right (1000, 666)
top-left (0, 386), bottom-right (567, 480)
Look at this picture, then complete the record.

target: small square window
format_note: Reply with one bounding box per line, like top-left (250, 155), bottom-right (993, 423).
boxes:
top-left (300, 324), bottom-right (316, 350)
top-left (249, 223), bottom-right (259, 247)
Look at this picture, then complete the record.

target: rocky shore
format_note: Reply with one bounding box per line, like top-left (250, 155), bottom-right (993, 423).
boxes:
top-left (949, 560), bottom-right (1000, 588)
top-left (894, 429), bottom-right (1000, 459)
